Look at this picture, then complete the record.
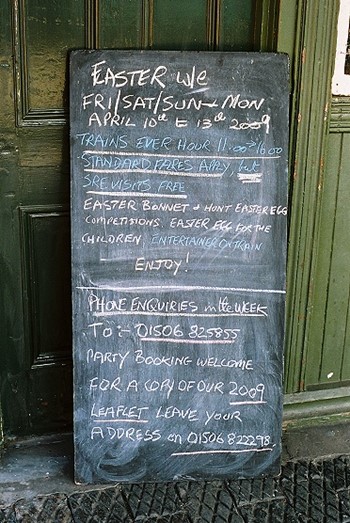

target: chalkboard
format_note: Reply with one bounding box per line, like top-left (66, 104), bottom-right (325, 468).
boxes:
top-left (70, 50), bottom-right (289, 484)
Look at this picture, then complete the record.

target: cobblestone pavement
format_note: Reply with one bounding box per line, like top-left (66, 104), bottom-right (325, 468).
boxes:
top-left (1, 455), bottom-right (350, 522)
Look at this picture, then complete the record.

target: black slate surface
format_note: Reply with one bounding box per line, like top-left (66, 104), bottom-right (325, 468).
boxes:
top-left (69, 50), bottom-right (289, 484)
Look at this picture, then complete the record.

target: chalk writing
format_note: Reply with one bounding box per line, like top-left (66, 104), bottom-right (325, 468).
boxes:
top-left (70, 50), bottom-right (289, 484)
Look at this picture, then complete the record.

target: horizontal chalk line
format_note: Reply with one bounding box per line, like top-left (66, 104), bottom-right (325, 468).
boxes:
top-left (91, 419), bottom-right (148, 424)
top-left (84, 168), bottom-right (222, 178)
top-left (77, 285), bottom-right (286, 294)
top-left (85, 190), bottom-right (187, 199)
top-left (229, 401), bottom-right (267, 406)
top-left (92, 311), bottom-right (266, 318)
top-left (83, 150), bottom-right (281, 161)
top-left (138, 337), bottom-right (235, 344)
top-left (171, 447), bottom-right (274, 456)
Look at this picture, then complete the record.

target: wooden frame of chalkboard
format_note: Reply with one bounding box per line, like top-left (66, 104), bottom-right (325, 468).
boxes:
top-left (70, 50), bottom-right (289, 484)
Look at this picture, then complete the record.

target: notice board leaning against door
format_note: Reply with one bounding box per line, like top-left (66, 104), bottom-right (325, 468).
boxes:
top-left (70, 50), bottom-right (289, 484)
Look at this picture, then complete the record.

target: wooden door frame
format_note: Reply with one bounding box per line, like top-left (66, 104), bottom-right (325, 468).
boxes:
top-left (277, 0), bottom-right (350, 420)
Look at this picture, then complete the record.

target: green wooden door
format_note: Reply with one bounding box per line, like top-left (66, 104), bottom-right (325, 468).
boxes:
top-left (279, 0), bottom-right (350, 421)
top-left (0, 0), bottom-right (278, 437)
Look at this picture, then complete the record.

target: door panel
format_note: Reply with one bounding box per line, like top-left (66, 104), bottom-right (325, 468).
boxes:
top-left (219, 0), bottom-right (256, 50)
top-left (14, 0), bottom-right (85, 124)
top-left (99, 0), bottom-right (261, 51)
top-left (20, 206), bottom-right (71, 366)
top-left (99, 1), bottom-right (145, 48)
top-left (151, 0), bottom-right (210, 49)
top-left (0, 0), bottom-right (277, 436)
top-left (304, 129), bottom-right (350, 390)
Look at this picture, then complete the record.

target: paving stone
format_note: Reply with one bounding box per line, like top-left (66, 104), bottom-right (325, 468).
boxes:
top-left (13, 494), bottom-right (72, 523)
top-left (331, 456), bottom-right (350, 495)
top-left (226, 475), bottom-right (284, 506)
top-left (173, 482), bottom-right (191, 504)
top-left (121, 481), bottom-right (184, 521)
top-left (0, 506), bottom-right (17, 523)
top-left (179, 481), bottom-right (245, 523)
top-left (338, 488), bottom-right (350, 521)
top-left (322, 487), bottom-right (341, 522)
top-left (334, 457), bottom-right (350, 492)
top-left (269, 499), bottom-right (300, 523)
top-left (280, 460), bottom-right (297, 481)
top-left (294, 459), bottom-right (310, 482)
top-left (68, 486), bottom-right (131, 523)
top-left (133, 512), bottom-right (190, 523)
top-left (239, 499), bottom-right (300, 523)
top-left (279, 457), bottom-right (350, 522)
top-left (308, 472), bottom-right (325, 521)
